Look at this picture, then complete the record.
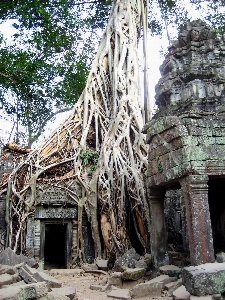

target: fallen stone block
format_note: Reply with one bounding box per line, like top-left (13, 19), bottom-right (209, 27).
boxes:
top-left (90, 284), bottom-right (104, 291)
top-left (108, 272), bottom-right (122, 287)
top-left (182, 263), bottom-right (225, 296)
top-left (107, 288), bottom-right (131, 300)
top-left (0, 265), bottom-right (16, 275)
top-left (81, 263), bottom-right (98, 271)
top-left (165, 278), bottom-right (183, 296)
top-left (2, 280), bottom-right (26, 287)
top-left (160, 265), bottom-right (181, 277)
top-left (113, 248), bottom-right (138, 272)
top-left (0, 273), bottom-right (19, 288)
top-left (0, 247), bottom-right (38, 268)
top-left (121, 267), bottom-right (145, 281)
top-left (130, 274), bottom-right (175, 298)
top-left (33, 270), bottom-right (61, 289)
top-left (49, 269), bottom-right (84, 277)
top-left (134, 259), bottom-right (147, 269)
top-left (144, 253), bottom-right (152, 266)
top-left (96, 259), bottom-right (109, 271)
top-left (51, 286), bottom-right (77, 300)
top-left (18, 266), bottom-right (37, 284)
top-left (190, 296), bottom-right (214, 300)
top-left (216, 252), bottom-right (225, 263)
top-left (0, 281), bottom-right (48, 300)
top-left (47, 291), bottom-right (70, 300)
top-left (173, 285), bottom-right (190, 300)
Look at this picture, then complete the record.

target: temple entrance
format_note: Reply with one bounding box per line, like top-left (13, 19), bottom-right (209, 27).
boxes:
top-left (44, 223), bottom-right (67, 269)
top-left (208, 177), bottom-right (225, 254)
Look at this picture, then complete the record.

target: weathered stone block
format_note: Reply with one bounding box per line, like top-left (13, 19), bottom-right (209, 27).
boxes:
top-left (51, 286), bottom-right (77, 300)
top-left (19, 267), bottom-right (37, 284)
top-left (47, 292), bottom-right (70, 300)
top-left (0, 282), bottom-right (48, 300)
top-left (130, 275), bottom-right (175, 298)
top-left (0, 248), bottom-right (38, 268)
top-left (216, 252), bottom-right (225, 263)
top-left (160, 265), bottom-right (181, 277)
top-left (121, 268), bottom-right (145, 281)
top-left (33, 271), bottom-right (62, 289)
top-left (96, 259), bottom-right (108, 270)
top-left (182, 263), bottom-right (225, 296)
top-left (165, 278), bottom-right (183, 296)
top-left (0, 273), bottom-right (17, 288)
top-left (173, 285), bottom-right (190, 300)
top-left (107, 288), bottom-right (131, 300)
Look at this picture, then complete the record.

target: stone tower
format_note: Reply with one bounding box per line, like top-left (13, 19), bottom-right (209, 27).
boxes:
top-left (144, 20), bottom-right (225, 266)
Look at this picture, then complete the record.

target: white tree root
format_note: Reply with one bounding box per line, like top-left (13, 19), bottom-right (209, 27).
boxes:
top-left (5, 0), bottom-right (151, 262)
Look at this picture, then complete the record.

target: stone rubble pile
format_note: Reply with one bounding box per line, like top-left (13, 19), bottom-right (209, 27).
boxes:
top-left (90, 249), bottom-right (225, 300)
top-left (1, 248), bottom-right (225, 300)
top-left (0, 248), bottom-right (77, 300)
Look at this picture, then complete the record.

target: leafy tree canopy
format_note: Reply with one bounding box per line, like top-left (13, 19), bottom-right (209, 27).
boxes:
top-left (0, 0), bottom-right (225, 148)
top-left (0, 0), bottom-right (111, 147)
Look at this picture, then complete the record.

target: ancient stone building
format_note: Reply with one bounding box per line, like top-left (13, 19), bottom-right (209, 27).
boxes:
top-left (144, 19), bottom-right (225, 267)
top-left (0, 144), bottom-right (95, 269)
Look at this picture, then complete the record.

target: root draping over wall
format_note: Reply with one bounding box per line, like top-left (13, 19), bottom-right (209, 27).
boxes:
top-left (5, 0), bottom-right (150, 262)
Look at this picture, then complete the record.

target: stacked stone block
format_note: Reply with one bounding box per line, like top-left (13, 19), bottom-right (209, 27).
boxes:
top-left (144, 20), bottom-right (225, 267)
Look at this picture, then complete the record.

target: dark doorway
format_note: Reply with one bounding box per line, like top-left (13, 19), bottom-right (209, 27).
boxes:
top-left (44, 223), bottom-right (67, 269)
top-left (208, 177), bottom-right (225, 254)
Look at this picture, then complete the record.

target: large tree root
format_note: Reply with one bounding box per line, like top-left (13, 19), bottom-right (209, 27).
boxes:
top-left (5, 0), bottom-right (150, 262)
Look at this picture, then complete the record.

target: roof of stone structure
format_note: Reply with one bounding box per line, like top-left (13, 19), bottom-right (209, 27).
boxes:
top-left (154, 19), bottom-right (225, 118)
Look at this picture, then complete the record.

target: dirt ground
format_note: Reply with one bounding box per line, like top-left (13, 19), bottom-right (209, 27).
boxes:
top-left (56, 271), bottom-right (109, 300)
top-left (49, 269), bottom-right (171, 300)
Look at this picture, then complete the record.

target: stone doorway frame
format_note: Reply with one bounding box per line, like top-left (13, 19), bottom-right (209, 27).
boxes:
top-left (40, 220), bottom-right (72, 269)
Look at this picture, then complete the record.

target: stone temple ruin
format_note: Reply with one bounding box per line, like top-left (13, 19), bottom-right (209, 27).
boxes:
top-left (1, 19), bottom-right (225, 274)
top-left (144, 19), bottom-right (225, 267)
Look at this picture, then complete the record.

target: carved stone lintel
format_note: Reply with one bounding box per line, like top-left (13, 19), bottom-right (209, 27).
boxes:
top-left (35, 207), bottom-right (78, 219)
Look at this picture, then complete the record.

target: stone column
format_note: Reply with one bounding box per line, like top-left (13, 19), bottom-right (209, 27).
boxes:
top-left (25, 214), bottom-right (35, 258)
top-left (180, 175), bottom-right (215, 265)
top-left (148, 188), bottom-right (168, 267)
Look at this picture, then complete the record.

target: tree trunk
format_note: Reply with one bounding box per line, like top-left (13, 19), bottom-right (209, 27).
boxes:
top-left (5, 0), bottom-right (150, 262)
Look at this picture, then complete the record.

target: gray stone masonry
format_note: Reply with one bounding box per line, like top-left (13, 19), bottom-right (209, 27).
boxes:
top-left (0, 281), bottom-right (48, 300)
top-left (121, 268), bottom-right (146, 281)
top-left (107, 287), bottom-right (131, 300)
top-left (182, 263), bottom-right (225, 296)
top-left (173, 285), bottom-right (190, 300)
top-left (130, 274), bottom-right (176, 298)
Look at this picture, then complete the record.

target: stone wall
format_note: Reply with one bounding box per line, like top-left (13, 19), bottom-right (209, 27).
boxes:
top-left (144, 20), bottom-right (225, 267)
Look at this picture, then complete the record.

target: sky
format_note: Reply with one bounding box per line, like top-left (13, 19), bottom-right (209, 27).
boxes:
top-left (0, 1), bottom-right (211, 148)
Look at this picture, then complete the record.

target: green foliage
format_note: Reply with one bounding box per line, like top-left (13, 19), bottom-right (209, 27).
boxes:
top-left (79, 149), bottom-right (100, 174)
top-left (0, 0), bottom-right (112, 147)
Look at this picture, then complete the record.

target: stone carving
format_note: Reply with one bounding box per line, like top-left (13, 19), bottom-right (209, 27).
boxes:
top-left (154, 19), bottom-right (225, 116)
top-left (35, 207), bottom-right (78, 219)
top-left (144, 20), bottom-right (225, 267)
